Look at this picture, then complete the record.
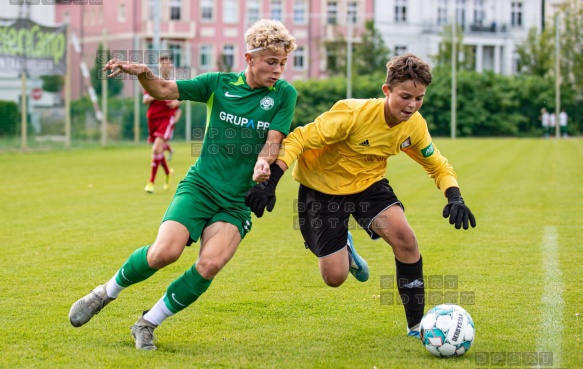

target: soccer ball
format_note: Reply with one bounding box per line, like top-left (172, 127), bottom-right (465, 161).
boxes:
top-left (419, 304), bottom-right (475, 357)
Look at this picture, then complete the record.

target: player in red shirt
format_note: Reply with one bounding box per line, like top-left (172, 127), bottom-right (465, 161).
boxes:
top-left (143, 55), bottom-right (181, 193)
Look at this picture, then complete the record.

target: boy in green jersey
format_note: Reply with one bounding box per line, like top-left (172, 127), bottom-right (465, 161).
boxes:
top-left (68, 19), bottom-right (297, 351)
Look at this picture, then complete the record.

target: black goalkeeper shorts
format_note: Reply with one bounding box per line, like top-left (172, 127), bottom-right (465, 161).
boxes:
top-left (297, 178), bottom-right (403, 257)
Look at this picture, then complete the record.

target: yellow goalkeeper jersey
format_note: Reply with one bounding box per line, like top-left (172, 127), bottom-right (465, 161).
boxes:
top-left (278, 98), bottom-right (459, 195)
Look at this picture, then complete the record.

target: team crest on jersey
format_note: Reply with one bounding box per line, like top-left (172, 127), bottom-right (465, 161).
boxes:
top-left (260, 96), bottom-right (275, 110)
top-left (421, 142), bottom-right (435, 158)
top-left (400, 137), bottom-right (411, 149)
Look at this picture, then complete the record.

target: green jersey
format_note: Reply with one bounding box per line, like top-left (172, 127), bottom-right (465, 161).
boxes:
top-left (176, 72), bottom-right (297, 204)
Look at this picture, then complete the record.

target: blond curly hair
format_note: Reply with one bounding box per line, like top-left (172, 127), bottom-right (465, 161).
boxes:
top-left (245, 19), bottom-right (297, 54)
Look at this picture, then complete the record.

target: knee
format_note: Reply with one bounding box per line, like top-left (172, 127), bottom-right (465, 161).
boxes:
top-left (322, 272), bottom-right (347, 288)
top-left (392, 230), bottom-right (418, 253)
top-left (195, 259), bottom-right (223, 279)
top-left (147, 243), bottom-right (181, 269)
top-left (152, 141), bottom-right (164, 154)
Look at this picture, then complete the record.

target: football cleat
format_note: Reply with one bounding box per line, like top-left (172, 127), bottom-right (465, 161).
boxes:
top-left (144, 182), bottom-right (155, 194)
top-left (163, 168), bottom-right (174, 191)
top-left (347, 231), bottom-right (369, 282)
top-left (407, 323), bottom-right (421, 338)
top-left (131, 312), bottom-right (158, 351)
top-left (69, 284), bottom-right (115, 327)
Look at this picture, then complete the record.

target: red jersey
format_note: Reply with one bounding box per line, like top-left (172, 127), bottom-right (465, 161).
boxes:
top-left (144, 91), bottom-right (179, 119)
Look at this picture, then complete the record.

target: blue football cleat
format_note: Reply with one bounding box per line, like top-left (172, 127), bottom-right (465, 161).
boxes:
top-left (407, 323), bottom-right (421, 338)
top-left (347, 231), bottom-right (369, 282)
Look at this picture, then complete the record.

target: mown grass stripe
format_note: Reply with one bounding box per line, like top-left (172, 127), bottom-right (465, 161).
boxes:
top-left (536, 226), bottom-right (563, 367)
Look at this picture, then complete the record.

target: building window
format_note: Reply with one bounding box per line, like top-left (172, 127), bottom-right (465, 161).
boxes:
top-left (511, 2), bottom-right (522, 27)
top-left (146, 41), bottom-right (157, 64)
top-left (201, 0), bottom-right (213, 21)
top-left (223, 0), bottom-right (238, 23)
top-left (395, 45), bottom-right (407, 55)
top-left (168, 44), bottom-right (182, 67)
top-left (118, 3), bottom-right (126, 23)
top-left (456, 0), bottom-right (466, 30)
top-left (293, 46), bottom-right (305, 70)
top-left (200, 45), bottom-right (212, 69)
top-left (347, 1), bottom-right (357, 24)
top-left (326, 44), bottom-right (340, 73)
top-left (271, 0), bottom-right (283, 21)
top-left (247, 0), bottom-right (260, 24)
top-left (395, 0), bottom-right (407, 22)
top-left (473, 0), bottom-right (485, 25)
top-left (293, 0), bottom-right (306, 24)
top-left (437, 0), bottom-right (447, 25)
top-left (170, 0), bottom-right (181, 20)
top-left (327, 1), bottom-right (338, 25)
top-left (222, 44), bottom-right (235, 70)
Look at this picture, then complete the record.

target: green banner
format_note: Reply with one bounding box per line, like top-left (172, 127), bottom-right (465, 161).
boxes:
top-left (0, 18), bottom-right (67, 76)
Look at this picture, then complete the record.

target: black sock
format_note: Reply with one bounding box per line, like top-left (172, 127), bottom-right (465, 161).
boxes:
top-left (396, 256), bottom-right (424, 328)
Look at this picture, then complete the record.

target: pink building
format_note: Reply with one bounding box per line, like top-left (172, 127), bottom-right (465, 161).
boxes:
top-left (56, 0), bottom-right (374, 99)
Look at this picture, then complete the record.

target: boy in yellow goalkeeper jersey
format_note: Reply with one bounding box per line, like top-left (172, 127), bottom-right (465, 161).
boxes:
top-left (245, 53), bottom-right (476, 337)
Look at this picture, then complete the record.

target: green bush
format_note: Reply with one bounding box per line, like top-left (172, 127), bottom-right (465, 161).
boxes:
top-left (69, 97), bottom-right (208, 142)
top-left (0, 100), bottom-right (19, 136)
top-left (291, 67), bottom-right (582, 137)
top-left (291, 73), bottom-right (385, 130)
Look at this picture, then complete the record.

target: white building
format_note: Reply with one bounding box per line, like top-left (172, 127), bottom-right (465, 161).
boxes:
top-left (374, 0), bottom-right (565, 75)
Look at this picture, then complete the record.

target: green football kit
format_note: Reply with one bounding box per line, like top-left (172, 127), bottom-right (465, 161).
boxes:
top-left (114, 71), bottom-right (296, 315)
top-left (164, 72), bottom-right (297, 242)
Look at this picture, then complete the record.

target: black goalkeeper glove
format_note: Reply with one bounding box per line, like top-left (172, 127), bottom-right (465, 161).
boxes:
top-left (442, 187), bottom-right (476, 230)
top-left (245, 163), bottom-right (284, 218)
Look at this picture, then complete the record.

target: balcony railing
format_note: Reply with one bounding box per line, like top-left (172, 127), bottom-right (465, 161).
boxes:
top-left (421, 22), bottom-right (509, 34)
top-left (468, 22), bottom-right (508, 33)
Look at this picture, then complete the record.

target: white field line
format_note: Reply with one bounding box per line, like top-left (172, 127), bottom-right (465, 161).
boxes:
top-left (536, 226), bottom-right (563, 368)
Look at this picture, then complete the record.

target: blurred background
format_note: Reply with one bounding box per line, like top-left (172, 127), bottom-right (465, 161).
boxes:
top-left (0, 0), bottom-right (581, 151)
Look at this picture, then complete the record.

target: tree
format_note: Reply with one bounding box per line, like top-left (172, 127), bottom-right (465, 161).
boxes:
top-left (558, 0), bottom-right (583, 95)
top-left (323, 36), bottom-right (347, 76)
top-left (515, 1), bottom-right (583, 95)
top-left (354, 20), bottom-right (391, 76)
top-left (515, 27), bottom-right (554, 77)
top-left (91, 43), bottom-right (123, 97)
top-left (431, 24), bottom-right (475, 71)
top-left (40, 75), bottom-right (64, 93)
top-left (324, 21), bottom-right (391, 77)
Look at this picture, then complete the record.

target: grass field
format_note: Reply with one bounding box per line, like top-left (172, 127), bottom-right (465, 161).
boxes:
top-left (1, 138), bottom-right (582, 369)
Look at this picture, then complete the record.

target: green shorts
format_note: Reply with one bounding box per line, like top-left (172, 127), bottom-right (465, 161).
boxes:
top-left (162, 174), bottom-right (252, 245)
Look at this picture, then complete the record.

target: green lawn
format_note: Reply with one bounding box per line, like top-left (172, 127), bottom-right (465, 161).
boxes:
top-left (1, 138), bottom-right (581, 368)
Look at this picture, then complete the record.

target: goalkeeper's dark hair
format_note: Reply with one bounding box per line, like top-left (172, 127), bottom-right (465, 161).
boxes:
top-left (385, 53), bottom-right (432, 88)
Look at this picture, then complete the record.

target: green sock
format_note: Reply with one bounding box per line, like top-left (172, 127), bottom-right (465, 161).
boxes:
top-left (115, 245), bottom-right (158, 288)
top-left (163, 264), bottom-right (213, 313)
